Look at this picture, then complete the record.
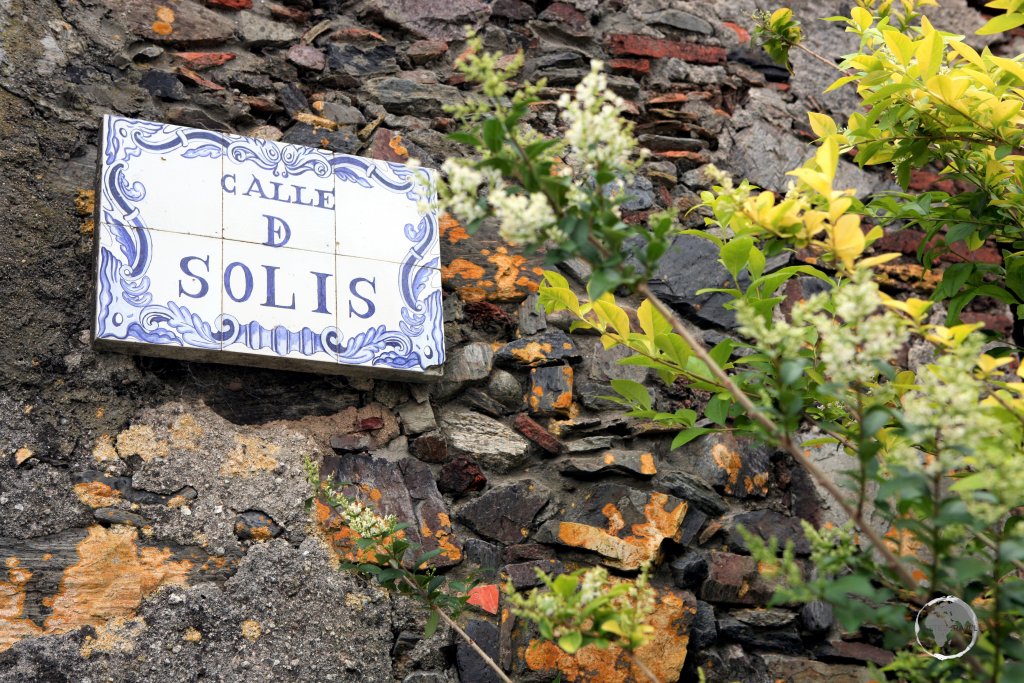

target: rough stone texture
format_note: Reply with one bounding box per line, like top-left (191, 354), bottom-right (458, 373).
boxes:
top-left (527, 364), bottom-right (574, 417)
top-left (559, 450), bottom-right (657, 479)
top-left (536, 484), bottom-right (688, 570)
top-left (319, 454), bottom-right (463, 568)
top-left (439, 408), bottom-right (530, 473)
top-left (0, 0), bottom-right (967, 676)
top-left (456, 481), bottom-right (550, 545)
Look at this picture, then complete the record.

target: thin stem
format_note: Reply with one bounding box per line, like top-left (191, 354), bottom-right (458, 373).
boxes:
top-left (624, 651), bottom-right (661, 683)
top-left (636, 282), bottom-right (923, 597)
top-left (434, 606), bottom-right (514, 683)
top-left (794, 43), bottom-right (848, 74)
top-left (396, 571), bottom-right (513, 683)
top-left (991, 525), bottom-right (1004, 683)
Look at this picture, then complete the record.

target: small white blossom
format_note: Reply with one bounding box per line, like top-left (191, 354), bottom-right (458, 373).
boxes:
top-left (489, 183), bottom-right (557, 245)
top-left (559, 61), bottom-right (640, 177)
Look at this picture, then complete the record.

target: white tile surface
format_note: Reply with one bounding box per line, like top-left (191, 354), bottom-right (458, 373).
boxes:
top-left (220, 239), bottom-right (338, 362)
top-left (94, 223), bottom-right (223, 350)
top-left (334, 158), bottom-right (439, 268)
top-left (99, 116), bottom-right (223, 238)
top-left (222, 134), bottom-right (336, 254)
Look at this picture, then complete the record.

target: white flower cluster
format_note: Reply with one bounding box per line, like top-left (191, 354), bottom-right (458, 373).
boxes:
top-left (810, 273), bottom-right (908, 387)
top-left (735, 299), bottom-right (808, 359)
top-left (558, 61), bottom-right (641, 177)
top-left (331, 494), bottom-right (397, 539)
top-left (489, 183), bottom-right (558, 245)
top-left (440, 158), bottom-right (489, 225)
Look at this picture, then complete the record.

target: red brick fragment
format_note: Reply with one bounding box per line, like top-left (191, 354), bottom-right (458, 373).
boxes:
top-left (206, 0), bottom-right (251, 10)
top-left (176, 66), bottom-right (223, 91)
top-left (513, 413), bottom-right (563, 455)
top-left (467, 584), bottom-right (500, 614)
top-left (607, 34), bottom-right (726, 64)
top-left (607, 58), bottom-right (650, 74)
top-left (330, 27), bottom-right (386, 42)
top-left (722, 21), bottom-right (750, 43)
top-left (538, 2), bottom-right (590, 33)
top-left (269, 3), bottom-right (309, 23)
top-left (646, 93), bottom-right (689, 105)
top-left (358, 417), bottom-right (386, 431)
top-left (173, 51), bottom-right (236, 70)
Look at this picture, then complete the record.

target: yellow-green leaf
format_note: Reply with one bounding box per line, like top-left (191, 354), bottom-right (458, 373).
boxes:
top-left (637, 299), bottom-right (671, 338)
top-left (592, 299), bottom-right (631, 338)
top-left (831, 214), bottom-right (865, 270)
top-left (916, 17), bottom-right (944, 78)
top-left (977, 12), bottom-right (1024, 36)
top-left (808, 112), bottom-right (838, 138)
top-left (883, 30), bottom-right (915, 67)
top-left (850, 6), bottom-right (873, 31)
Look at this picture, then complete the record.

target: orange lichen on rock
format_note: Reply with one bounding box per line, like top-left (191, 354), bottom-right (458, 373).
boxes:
top-left (169, 413), bottom-right (203, 451)
top-left (220, 434), bottom-right (280, 476)
top-left (557, 494), bottom-right (687, 570)
top-left (152, 6), bottom-right (174, 35)
top-left (744, 471), bottom-right (769, 496)
top-left (524, 585), bottom-right (696, 682)
top-left (241, 619), bottom-right (262, 641)
top-left (488, 247), bottom-right (544, 301)
top-left (313, 499), bottom-right (404, 565)
top-left (91, 434), bottom-right (119, 463)
top-left (419, 512), bottom-right (462, 562)
top-left (116, 424), bottom-right (169, 462)
top-left (80, 615), bottom-right (146, 658)
top-left (44, 526), bottom-right (190, 635)
top-left (73, 481), bottom-right (122, 509)
top-left (440, 214), bottom-right (470, 244)
top-left (639, 452), bottom-right (657, 475)
top-left (74, 189), bottom-right (95, 235)
top-left (711, 442), bottom-right (743, 493)
top-left (511, 342), bottom-right (554, 365)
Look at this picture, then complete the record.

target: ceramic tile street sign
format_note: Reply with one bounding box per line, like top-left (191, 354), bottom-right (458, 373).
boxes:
top-left (92, 115), bottom-right (444, 379)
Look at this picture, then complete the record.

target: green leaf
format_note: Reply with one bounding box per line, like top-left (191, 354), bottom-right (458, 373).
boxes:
top-left (552, 573), bottom-right (578, 599)
top-left (671, 427), bottom-right (715, 449)
top-left (704, 395), bottom-right (730, 425)
top-left (655, 333), bottom-right (692, 370)
top-left (708, 339), bottom-right (734, 367)
top-left (720, 236), bottom-right (755, 280)
top-left (558, 631), bottom-right (583, 654)
top-left (423, 610), bottom-right (440, 639)
top-left (637, 299), bottom-right (671, 338)
top-left (977, 12), bottom-right (1024, 35)
top-left (610, 378), bottom-right (652, 410)
top-left (483, 118), bottom-right (504, 152)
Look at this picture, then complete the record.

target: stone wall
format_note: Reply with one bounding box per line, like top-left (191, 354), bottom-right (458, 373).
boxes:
top-left (0, 0), bottom-right (994, 681)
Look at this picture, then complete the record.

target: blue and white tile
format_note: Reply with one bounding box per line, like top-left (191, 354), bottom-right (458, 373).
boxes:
top-left (332, 255), bottom-right (445, 372)
top-left (222, 134), bottom-right (336, 254)
top-left (333, 156), bottom-right (439, 269)
top-left (94, 223), bottom-right (223, 350)
top-left (219, 239), bottom-right (338, 363)
top-left (98, 115), bottom-right (224, 238)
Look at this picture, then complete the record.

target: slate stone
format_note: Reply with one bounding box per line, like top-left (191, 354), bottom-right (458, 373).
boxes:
top-left (688, 432), bottom-right (772, 499)
top-left (527, 364), bottom-right (573, 417)
top-left (502, 558), bottom-right (565, 589)
top-left (281, 123), bottom-right (361, 154)
top-left (718, 614), bottom-right (803, 654)
top-left (501, 543), bottom-right (555, 564)
top-left (411, 431), bottom-right (449, 464)
top-left (93, 508), bottom-right (150, 528)
top-left (456, 480), bottom-right (550, 545)
top-left (559, 450), bottom-right (657, 479)
top-left (487, 370), bottom-right (524, 409)
top-left (233, 510), bottom-right (283, 541)
top-left (670, 550), bottom-right (709, 589)
top-left (517, 293), bottom-right (547, 336)
top-left (318, 102), bottom-right (366, 126)
top-left (655, 471), bottom-right (729, 516)
top-left (124, 0), bottom-right (235, 46)
top-left (647, 233), bottom-right (748, 329)
top-left (463, 388), bottom-right (511, 418)
top-left (512, 413), bottom-right (563, 455)
top-left (330, 433), bottom-right (372, 453)
top-left (437, 457), bottom-right (486, 497)
top-left (277, 83), bottom-right (309, 117)
top-left (492, 0), bottom-right (536, 20)
top-left (444, 342), bottom-right (495, 383)
top-left (407, 39), bottom-right (449, 65)
top-left (464, 538), bottom-right (501, 578)
top-left (563, 435), bottom-right (614, 453)
top-left (238, 11), bottom-right (301, 47)
top-left (638, 134), bottom-right (708, 153)
top-left (760, 655), bottom-right (873, 683)
top-left (620, 174), bottom-right (655, 212)
top-left (731, 608), bottom-right (798, 628)
top-left (320, 455), bottom-right (462, 568)
top-left (696, 645), bottom-right (771, 683)
top-left (575, 381), bottom-right (622, 411)
top-left (140, 70), bottom-right (187, 100)
top-left (535, 484), bottom-right (688, 570)
top-left (701, 509), bottom-right (811, 556)
top-left (494, 331), bottom-right (582, 368)
top-left (456, 619), bottom-right (502, 683)
top-left (801, 600), bottom-right (834, 634)
top-left (364, 77), bottom-right (462, 117)
top-left (287, 44), bottom-right (327, 71)
top-left (644, 9), bottom-right (714, 35)
top-left (691, 600), bottom-right (718, 651)
top-left (398, 401), bottom-right (437, 436)
top-left (814, 640), bottom-right (895, 667)
top-left (439, 408), bottom-right (530, 473)
top-left (325, 44), bottom-right (399, 84)
top-left (701, 551), bottom-right (780, 606)
top-left (365, 0), bottom-right (491, 41)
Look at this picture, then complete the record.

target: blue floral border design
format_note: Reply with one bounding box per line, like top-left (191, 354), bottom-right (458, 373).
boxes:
top-left (96, 115), bottom-right (444, 372)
